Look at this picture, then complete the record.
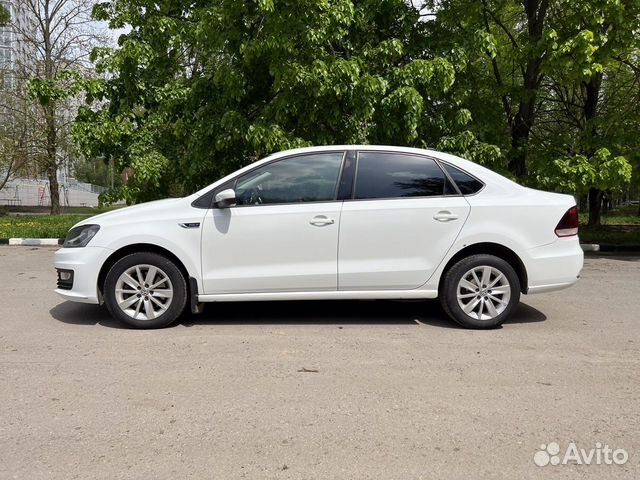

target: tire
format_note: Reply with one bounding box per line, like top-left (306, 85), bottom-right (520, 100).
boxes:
top-left (104, 252), bottom-right (188, 329)
top-left (440, 254), bottom-right (520, 329)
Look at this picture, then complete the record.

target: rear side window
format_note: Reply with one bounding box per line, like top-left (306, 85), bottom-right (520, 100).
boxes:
top-left (441, 162), bottom-right (484, 195)
top-left (354, 152), bottom-right (447, 199)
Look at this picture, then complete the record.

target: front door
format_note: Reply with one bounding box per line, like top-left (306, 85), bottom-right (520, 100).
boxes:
top-left (201, 151), bottom-right (345, 294)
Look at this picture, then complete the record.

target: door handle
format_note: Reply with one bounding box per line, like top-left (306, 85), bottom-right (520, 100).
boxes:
top-left (310, 215), bottom-right (335, 226)
top-left (433, 211), bottom-right (459, 222)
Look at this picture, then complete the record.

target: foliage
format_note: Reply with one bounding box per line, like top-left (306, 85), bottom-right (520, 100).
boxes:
top-left (0, 5), bottom-right (9, 26)
top-left (26, 70), bottom-right (87, 106)
top-left (9, 0), bottom-right (105, 214)
top-left (75, 0), bottom-right (496, 203)
top-left (72, 156), bottom-right (118, 188)
top-left (71, 0), bottom-right (640, 222)
top-left (0, 72), bottom-right (34, 191)
top-left (538, 148), bottom-right (632, 194)
top-left (536, 0), bottom-right (640, 203)
top-left (423, 0), bottom-right (640, 208)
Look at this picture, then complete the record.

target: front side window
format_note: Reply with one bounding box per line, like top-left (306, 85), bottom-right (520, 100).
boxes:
top-left (235, 152), bottom-right (344, 205)
top-left (354, 152), bottom-right (448, 200)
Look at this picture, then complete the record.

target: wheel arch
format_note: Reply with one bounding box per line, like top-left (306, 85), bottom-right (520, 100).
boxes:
top-left (439, 242), bottom-right (528, 294)
top-left (97, 243), bottom-right (193, 302)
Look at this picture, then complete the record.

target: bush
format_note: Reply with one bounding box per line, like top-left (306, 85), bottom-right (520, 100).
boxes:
top-left (0, 215), bottom-right (90, 238)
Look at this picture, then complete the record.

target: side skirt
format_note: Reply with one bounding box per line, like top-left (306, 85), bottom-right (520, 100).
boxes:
top-left (197, 289), bottom-right (438, 303)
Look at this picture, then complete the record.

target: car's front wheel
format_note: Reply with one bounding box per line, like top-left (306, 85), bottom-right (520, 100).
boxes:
top-left (104, 252), bottom-right (187, 329)
top-left (440, 254), bottom-right (520, 329)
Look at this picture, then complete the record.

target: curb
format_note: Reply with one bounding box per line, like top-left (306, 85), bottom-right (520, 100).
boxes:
top-left (581, 243), bottom-right (640, 253)
top-left (1, 238), bottom-right (63, 246)
top-left (595, 244), bottom-right (640, 253)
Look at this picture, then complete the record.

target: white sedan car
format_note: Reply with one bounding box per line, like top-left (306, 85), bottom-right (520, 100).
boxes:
top-left (55, 146), bottom-right (583, 329)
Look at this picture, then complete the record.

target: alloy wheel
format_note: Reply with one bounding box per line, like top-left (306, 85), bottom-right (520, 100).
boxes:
top-left (456, 265), bottom-right (511, 321)
top-left (115, 264), bottom-right (174, 321)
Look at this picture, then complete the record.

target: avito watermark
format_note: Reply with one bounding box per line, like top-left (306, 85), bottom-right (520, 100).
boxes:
top-left (534, 442), bottom-right (629, 466)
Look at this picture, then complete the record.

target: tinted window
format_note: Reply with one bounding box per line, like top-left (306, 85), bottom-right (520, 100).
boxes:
top-left (235, 152), bottom-right (344, 205)
top-left (354, 152), bottom-right (446, 199)
top-left (444, 176), bottom-right (458, 195)
top-left (442, 163), bottom-right (484, 195)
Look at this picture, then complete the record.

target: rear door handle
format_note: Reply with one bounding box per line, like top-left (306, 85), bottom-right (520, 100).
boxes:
top-left (310, 215), bottom-right (335, 226)
top-left (433, 211), bottom-right (459, 222)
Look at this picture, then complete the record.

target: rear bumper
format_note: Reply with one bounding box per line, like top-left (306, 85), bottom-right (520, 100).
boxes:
top-left (54, 246), bottom-right (113, 304)
top-left (525, 237), bottom-right (583, 294)
top-left (527, 280), bottom-right (579, 294)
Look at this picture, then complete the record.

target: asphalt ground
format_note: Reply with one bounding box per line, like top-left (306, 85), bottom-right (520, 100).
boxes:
top-left (0, 246), bottom-right (638, 479)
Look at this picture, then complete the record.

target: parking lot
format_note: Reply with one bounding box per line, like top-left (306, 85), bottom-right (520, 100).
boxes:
top-left (1, 246), bottom-right (639, 479)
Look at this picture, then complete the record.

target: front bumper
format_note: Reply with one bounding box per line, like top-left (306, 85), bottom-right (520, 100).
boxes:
top-left (54, 246), bottom-right (113, 304)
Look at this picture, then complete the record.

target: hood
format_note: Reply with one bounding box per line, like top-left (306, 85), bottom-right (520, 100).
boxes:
top-left (74, 198), bottom-right (184, 228)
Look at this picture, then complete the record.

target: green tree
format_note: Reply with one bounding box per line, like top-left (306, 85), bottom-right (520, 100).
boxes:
top-left (425, 0), bottom-right (639, 225)
top-left (423, 0), bottom-right (554, 177)
top-left (73, 155), bottom-right (118, 188)
top-left (537, 0), bottom-right (640, 225)
top-left (76, 0), bottom-right (490, 204)
top-left (14, 0), bottom-right (104, 214)
top-left (0, 5), bottom-right (9, 26)
top-left (0, 83), bottom-right (30, 192)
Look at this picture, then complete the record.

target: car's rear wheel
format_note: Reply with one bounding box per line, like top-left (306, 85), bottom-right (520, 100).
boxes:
top-left (104, 252), bottom-right (187, 329)
top-left (440, 254), bottom-right (520, 329)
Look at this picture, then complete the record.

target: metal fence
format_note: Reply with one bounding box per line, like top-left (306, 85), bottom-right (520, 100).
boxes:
top-left (0, 178), bottom-right (105, 207)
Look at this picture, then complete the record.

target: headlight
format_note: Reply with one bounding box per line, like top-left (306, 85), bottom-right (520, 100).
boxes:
top-left (63, 224), bottom-right (100, 248)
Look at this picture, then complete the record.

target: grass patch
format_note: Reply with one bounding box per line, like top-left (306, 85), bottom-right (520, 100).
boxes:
top-left (580, 215), bottom-right (640, 225)
top-left (578, 205), bottom-right (640, 226)
top-left (0, 215), bottom-right (91, 239)
top-left (610, 205), bottom-right (640, 216)
top-left (580, 226), bottom-right (640, 246)
top-left (606, 216), bottom-right (640, 225)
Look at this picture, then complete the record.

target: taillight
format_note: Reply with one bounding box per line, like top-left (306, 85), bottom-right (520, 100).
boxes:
top-left (555, 206), bottom-right (579, 237)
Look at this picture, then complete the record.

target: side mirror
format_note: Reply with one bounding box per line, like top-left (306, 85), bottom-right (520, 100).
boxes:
top-left (214, 188), bottom-right (237, 208)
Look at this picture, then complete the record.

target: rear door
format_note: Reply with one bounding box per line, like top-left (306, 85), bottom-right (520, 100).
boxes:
top-left (338, 151), bottom-right (470, 290)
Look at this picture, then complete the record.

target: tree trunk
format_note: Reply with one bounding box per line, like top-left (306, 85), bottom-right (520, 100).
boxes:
top-left (45, 105), bottom-right (60, 214)
top-left (0, 159), bottom-right (13, 191)
top-left (579, 193), bottom-right (588, 212)
top-left (506, 0), bottom-right (549, 178)
top-left (507, 58), bottom-right (541, 177)
top-left (509, 106), bottom-right (534, 177)
top-left (48, 168), bottom-right (60, 214)
top-left (587, 187), bottom-right (603, 227)
top-left (602, 191), bottom-right (610, 215)
top-left (583, 73), bottom-right (603, 227)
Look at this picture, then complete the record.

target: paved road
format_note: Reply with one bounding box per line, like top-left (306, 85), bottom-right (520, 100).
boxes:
top-left (0, 247), bottom-right (638, 479)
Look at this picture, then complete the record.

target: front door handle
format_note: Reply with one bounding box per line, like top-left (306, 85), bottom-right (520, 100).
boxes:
top-left (310, 215), bottom-right (335, 226)
top-left (433, 211), bottom-right (459, 222)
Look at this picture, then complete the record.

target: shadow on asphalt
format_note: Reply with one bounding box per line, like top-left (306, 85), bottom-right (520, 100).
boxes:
top-left (50, 299), bottom-right (546, 330)
top-left (50, 302), bottom-right (122, 329)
